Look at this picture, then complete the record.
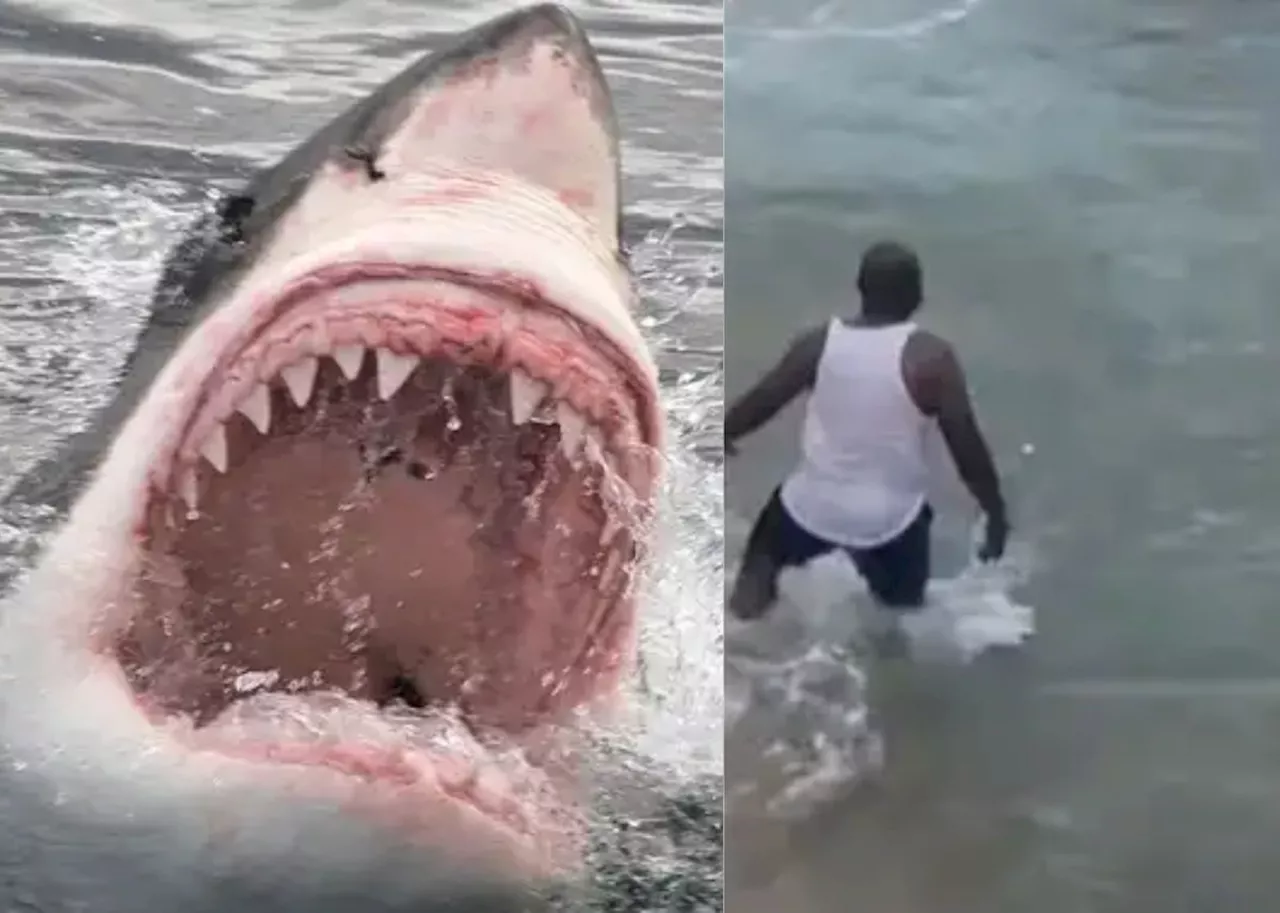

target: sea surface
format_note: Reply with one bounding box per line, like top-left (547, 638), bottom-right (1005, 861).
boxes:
top-left (0, 0), bottom-right (723, 909)
top-left (725, 0), bottom-right (1280, 911)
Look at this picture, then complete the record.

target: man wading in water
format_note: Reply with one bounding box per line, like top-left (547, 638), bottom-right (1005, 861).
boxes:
top-left (725, 240), bottom-right (1009, 620)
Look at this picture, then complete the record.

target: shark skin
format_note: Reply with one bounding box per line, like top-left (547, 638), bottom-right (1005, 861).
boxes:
top-left (0, 3), bottom-right (663, 892)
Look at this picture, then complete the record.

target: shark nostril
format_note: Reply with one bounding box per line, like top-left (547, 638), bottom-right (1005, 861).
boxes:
top-left (342, 145), bottom-right (385, 182)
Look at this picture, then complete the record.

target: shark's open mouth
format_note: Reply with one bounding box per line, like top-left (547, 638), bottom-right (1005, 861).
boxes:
top-left (105, 265), bottom-right (658, 874)
top-left (0, 1), bottom-right (666, 886)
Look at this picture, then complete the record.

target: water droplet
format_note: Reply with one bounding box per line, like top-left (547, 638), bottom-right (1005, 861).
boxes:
top-left (234, 669), bottom-right (280, 693)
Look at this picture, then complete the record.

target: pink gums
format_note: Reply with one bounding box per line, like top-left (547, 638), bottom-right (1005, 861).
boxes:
top-left (187, 732), bottom-right (582, 875)
top-left (152, 264), bottom-right (658, 500)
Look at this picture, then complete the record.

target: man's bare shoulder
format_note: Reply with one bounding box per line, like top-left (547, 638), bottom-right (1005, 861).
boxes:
top-left (775, 321), bottom-right (830, 377)
top-left (902, 328), bottom-right (966, 414)
top-left (904, 327), bottom-right (957, 366)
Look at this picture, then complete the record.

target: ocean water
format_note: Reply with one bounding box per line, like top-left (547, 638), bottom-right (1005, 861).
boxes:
top-left (726, 0), bottom-right (1280, 910)
top-left (0, 0), bottom-right (723, 909)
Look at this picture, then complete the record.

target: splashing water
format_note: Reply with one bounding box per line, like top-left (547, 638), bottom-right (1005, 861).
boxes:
top-left (574, 203), bottom-right (724, 911)
top-left (0, 180), bottom-right (725, 907)
top-left (726, 518), bottom-right (1034, 820)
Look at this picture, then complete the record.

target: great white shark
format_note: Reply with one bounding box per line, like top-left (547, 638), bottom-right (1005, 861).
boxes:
top-left (0, 3), bottom-right (664, 900)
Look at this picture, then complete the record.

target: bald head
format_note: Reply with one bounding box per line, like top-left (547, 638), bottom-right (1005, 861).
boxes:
top-left (856, 240), bottom-right (922, 320)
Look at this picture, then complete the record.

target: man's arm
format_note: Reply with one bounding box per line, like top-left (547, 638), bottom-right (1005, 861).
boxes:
top-left (724, 324), bottom-right (826, 451)
top-left (909, 333), bottom-right (1006, 522)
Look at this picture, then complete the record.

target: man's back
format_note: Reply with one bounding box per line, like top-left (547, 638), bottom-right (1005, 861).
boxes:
top-left (781, 318), bottom-right (932, 549)
top-left (724, 239), bottom-right (1009, 620)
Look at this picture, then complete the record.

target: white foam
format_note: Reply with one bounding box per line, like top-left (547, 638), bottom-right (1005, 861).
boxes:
top-left (727, 524), bottom-right (1036, 818)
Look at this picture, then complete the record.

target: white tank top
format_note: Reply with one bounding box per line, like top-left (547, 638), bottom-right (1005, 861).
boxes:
top-left (780, 318), bottom-right (931, 548)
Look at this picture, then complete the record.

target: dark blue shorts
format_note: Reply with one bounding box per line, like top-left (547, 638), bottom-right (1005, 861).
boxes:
top-left (729, 487), bottom-right (933, 619)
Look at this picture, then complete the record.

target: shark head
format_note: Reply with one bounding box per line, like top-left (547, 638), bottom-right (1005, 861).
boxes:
top-left (1, 3), bottom-right (663, 885)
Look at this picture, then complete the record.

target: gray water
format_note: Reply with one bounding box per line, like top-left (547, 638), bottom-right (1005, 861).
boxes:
top-left (0, 0), bottom-right (723, 909)
top-left (726, 0), bottom-right (1280, 910)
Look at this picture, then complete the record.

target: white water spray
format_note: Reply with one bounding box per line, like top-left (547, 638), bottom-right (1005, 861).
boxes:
top-left (726, 516), bottom-right (1034, 819)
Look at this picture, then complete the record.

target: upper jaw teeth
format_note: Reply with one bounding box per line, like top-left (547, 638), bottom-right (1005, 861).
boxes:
top-left (280, 357), bottom-right (318, 408)
top-left (376, 350), bottom-right (419, 401)
top-left (556, 402), bottom-right (585, 460)
top-left (332, 344), bottom-right (365, 381)
top-left (236, 383), bottom-right (271, 434)
top-left (509, 369), bottom-right (547, 425)
top-left (182, 346), bottom-right (611, 497)
top-left (506, 370), bottom-right (590, 460)
top-left (503, 368), bottom-right (593, 460)
top-left (198, 424), bottom-right (228, 474)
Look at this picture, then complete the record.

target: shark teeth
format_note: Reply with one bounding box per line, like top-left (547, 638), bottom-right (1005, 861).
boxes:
top-left (173, 347), bottom-right (618, 520)
top-left (557, 402), bottom-right (585, 460)
top-left (199, 425), bottom-right (228, 474)
top-left (509, 369), bottom-right (547, 425)
top-left (332, 345), bottom-right (365, 381)
top-left (237, 383), bottom-right (271, 434)
top-left (281, 357), bottom-right (319, 407)
top-left (376, 350), bottom-right (419, 401)
top-left (179, 469), bottom-right (199, 513)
